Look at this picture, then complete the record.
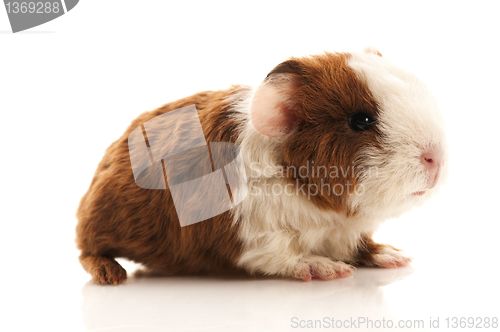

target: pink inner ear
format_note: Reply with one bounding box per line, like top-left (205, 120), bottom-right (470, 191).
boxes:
top-left (250, 82), bottom-right (297, 138)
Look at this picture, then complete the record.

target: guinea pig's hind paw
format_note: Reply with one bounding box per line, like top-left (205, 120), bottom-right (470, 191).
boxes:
top-left (294, 256), bottom-right (354, 281)
top-left (80, 255), bottom-right (127, 285)
top-left (95, 259), bottom-right (127, 285)
top-left (373, 247), bottom-right (412, 268)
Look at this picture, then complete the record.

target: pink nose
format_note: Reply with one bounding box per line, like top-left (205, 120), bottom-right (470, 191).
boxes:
top-left (420, 146), bottom-right (444, 189)
top-left (421, 147), bottom-right (444, 170)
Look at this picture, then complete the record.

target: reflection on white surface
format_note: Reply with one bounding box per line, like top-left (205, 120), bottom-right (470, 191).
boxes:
top-left (81, 267), bottom-right (416, 332)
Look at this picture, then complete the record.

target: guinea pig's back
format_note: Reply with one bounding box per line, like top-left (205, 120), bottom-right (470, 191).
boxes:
top-left (76, 88), bottom-right (245, 276)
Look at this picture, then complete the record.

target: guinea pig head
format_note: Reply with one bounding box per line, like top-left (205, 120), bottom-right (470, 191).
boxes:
top-left (250, 49), bottom-right (447, 219)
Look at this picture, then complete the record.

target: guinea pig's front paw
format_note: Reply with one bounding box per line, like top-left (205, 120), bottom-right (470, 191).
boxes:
top-left (372, 246), bottom-right (412, 268)
top-left (294, 256), bottom-right (354, 282)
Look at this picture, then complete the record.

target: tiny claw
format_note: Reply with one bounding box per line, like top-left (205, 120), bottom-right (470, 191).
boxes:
top-left (300, 271), bottom-right (312, 282)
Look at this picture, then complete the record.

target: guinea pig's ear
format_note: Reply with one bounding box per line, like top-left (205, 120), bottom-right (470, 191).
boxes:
top-left (250, 60), bottom-right (302, 138)
top-left (363, 46), bottom-right (382, 57)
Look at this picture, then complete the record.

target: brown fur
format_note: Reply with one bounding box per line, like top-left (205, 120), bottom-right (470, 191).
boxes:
top-left (268, 53), bottom-right (382, 212)
top-left (76, 87), bottom-right (245, 285)
top-left (354, 234), bottom-right (401, 266)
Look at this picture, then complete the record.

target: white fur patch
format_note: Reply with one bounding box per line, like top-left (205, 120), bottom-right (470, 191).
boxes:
top-left (371, 247), bottom-right (412, 268)
top-left (347, 51), bottom-right (448, 220)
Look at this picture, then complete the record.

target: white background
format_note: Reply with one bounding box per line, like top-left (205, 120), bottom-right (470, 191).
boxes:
top-left (1, 1), bottom-right (499, 331)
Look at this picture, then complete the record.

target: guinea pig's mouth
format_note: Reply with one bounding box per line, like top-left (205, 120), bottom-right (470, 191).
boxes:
top-left (411, 165), bottom-right (442, 197)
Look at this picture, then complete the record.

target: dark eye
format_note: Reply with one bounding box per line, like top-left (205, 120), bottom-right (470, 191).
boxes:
top-left (349, 112), bottom-right (375, 132)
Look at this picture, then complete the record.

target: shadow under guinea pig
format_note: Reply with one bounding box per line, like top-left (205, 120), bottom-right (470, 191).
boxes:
top-left (80, 265), bottom-right (414, 332)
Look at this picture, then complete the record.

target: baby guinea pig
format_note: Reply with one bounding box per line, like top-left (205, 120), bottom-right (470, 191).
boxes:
top-left (76, 47), bottom-right (447, 285)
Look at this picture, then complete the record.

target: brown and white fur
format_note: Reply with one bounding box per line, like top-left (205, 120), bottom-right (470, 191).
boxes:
top-left (76, 48), bottom-right (447, 284)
